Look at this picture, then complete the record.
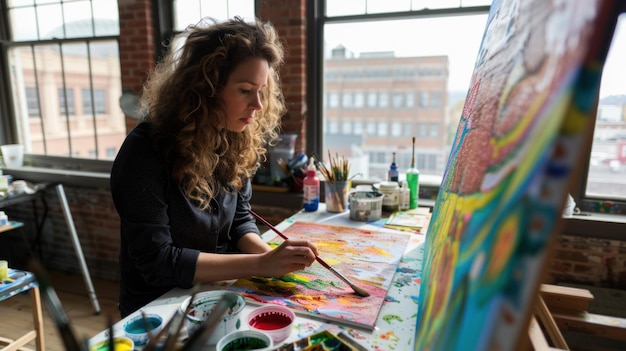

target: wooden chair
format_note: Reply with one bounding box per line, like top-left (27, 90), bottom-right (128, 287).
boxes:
top-left (0, 268), bottom-right (45, 351)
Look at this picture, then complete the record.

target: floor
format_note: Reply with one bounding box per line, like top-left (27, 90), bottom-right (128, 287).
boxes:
top-left (0, 269), bottom-right (120, 351)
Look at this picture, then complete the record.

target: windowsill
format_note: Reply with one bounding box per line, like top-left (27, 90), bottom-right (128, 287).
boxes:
top-left (1, 166), bottom-right (110, 189)
top-left (562, 212), bottom-right (626, 240)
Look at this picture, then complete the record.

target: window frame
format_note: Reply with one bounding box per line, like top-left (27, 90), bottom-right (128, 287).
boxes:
top-left (305, 1), bottom-right (626, 217)
top-left (0, 0), bottom-right (121, 172)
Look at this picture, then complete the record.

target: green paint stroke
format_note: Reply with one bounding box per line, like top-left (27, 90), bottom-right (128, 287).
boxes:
top-left (382, 314), bottom-right (403, 324)
top-left (281, 275), bottom-right (331, 290)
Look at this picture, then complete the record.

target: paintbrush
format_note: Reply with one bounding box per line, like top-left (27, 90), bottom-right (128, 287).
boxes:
top-left (28, 260), bottom-right (85, 351)
top-left (248, 209), bottom-right (370, 297)
top-left (179, 294), bottom-right (237, 351)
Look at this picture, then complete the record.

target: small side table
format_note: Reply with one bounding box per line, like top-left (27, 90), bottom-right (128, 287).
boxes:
top-left (0, 268), bottom-right (45, 351)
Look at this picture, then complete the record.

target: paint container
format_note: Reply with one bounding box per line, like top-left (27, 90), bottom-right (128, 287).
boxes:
top-left (123, 313), bottom-right (163, 346)
top-left (0, 144), bottom-right (24, 168)
top-left (11, 180), bottom-right (27, 194)
top-left (349, 191), bottom-right (383, 222)
top-left (216, 330), bottom-right (273, 351)
top-left (89, 336), bottom-right (134, 351)
top-left (246, 304), bottom-right (295, 344)
top-left (0, 260), bottom-right (8, 281)
top-left (378, 181), bottom-right (399, 212)
top-left (181, 290), bottom-right (246, 345)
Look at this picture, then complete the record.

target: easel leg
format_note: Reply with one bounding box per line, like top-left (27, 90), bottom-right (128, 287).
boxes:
top-left (533, 295), bottom-right (569, 350)
top-left (55, 183), bottom-right (101, 314)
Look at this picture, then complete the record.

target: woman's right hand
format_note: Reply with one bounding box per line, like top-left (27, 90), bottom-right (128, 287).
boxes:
top-left (259, 239), bottom-right (318, 277)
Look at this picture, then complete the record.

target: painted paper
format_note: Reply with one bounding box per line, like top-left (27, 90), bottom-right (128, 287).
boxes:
top-left (415, 1), bottom-right (622, 350)
top-left (229, 221), bottom-right (411, 330)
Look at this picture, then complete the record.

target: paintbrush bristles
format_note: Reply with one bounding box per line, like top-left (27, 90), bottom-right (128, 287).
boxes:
top-left (315, 151), bottom-right (349, 184)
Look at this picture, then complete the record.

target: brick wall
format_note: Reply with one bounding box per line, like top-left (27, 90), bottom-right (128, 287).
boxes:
top-left (548, 235), bottom-right (626, 289)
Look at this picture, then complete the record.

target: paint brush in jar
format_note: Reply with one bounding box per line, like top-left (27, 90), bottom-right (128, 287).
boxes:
top-left (248, 209), bottom-right (370, 298)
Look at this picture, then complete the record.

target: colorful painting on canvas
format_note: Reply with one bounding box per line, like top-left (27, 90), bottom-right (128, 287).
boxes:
top-left (229, 221), bottom-right (411, 330)
top-left (415, 0), bottom-right (622, 350)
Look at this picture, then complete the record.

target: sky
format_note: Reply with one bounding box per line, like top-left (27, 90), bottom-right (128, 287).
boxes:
top-left (325, 14), bottom-right (626, 99)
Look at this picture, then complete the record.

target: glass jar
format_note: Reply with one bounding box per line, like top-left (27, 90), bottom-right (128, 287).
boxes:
top-left (379, 181), bottom-right (399, 212)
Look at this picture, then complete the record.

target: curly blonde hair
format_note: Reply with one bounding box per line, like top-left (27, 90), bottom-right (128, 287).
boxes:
top-left (141, 17), bottom-right (286, 210)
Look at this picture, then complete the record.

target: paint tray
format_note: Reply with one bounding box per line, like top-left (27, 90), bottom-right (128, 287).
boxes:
top-left (273, 330), bottom-right (358, 351)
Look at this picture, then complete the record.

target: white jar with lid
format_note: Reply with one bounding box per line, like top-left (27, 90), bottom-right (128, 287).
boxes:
top-left (379, 181), bottom-right (399, 212)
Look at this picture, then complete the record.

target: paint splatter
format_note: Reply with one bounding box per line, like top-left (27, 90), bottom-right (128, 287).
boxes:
top-left (382, 314), bottom-right (403, 324)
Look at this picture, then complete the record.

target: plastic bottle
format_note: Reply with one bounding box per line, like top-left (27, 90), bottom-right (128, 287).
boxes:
top-left (406, 136), bottom-right (420, 209)
top-left (303, 158), bottom-right (320, 212)
top-left (0, 211), bottom-right (8, 226)
top-left (388, 152), bottom-right (398, 182)
top-left (399, 181), bottom-right (410, 210)
top-left (406, 167), bottom-right (420, 209)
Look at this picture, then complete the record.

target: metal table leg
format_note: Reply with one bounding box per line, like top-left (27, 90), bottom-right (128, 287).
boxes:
top-left (55, 183), bottom-right (101, 314)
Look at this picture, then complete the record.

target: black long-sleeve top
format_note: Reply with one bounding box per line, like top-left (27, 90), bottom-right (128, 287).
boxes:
top-left (110, 122), bottom-right (260, 317)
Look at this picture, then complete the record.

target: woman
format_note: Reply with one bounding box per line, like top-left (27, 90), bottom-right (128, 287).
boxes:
top-left (110, 17), bottom-right (318, 318)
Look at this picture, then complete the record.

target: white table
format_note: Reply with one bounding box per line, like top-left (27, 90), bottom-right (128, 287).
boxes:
top-left (90, 203), bottom-right (427, 350)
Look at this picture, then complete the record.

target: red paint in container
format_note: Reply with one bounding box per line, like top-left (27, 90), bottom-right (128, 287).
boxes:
top-left (246, 305), bottom-right (295, 343)
top-left (249, 312), bottom-right (292, 330)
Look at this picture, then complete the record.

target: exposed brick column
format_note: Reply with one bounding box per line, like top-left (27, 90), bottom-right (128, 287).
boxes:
top-left (118, 0), bottom-right (156, 132)
top-left (259, 0), bottom-right (307, 152)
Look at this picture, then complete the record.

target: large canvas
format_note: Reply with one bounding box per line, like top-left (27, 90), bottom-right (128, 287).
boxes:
top-left (229, 221), bottom-right (411, 330)
top-left (415, 1), bottom-right (622, 350)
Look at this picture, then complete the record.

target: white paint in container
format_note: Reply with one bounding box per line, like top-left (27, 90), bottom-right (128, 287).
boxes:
top-left (349, 191), bottom-right (383, 222)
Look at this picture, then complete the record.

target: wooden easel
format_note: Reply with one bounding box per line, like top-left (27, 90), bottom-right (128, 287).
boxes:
top-left (528, 283), bottom-right (626, 350)
top-left (529, 292), bottom-right (570, 350)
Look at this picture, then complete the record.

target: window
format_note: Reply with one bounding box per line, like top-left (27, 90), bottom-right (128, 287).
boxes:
top-left (59, 88), bottom-right (75, 116)
top-left (173, 0), bottom-right (255, 30)
top-left (4, 0), bottom-right (123, 160)
top-left (429, 123), bottom-right (439, 138)
top-left (320, 3), bottom-right (490, 181)
top-left (316, 1), bottom-right (625, 211)
top-left (584, 14), bottom-right (626, 202)
top-left (418, 123), bottom-right (427, 137)
top-left (392, 93), bottom-right (404, 108)
top-left (25, 88), bottom-right (40, 117)
top-left (391, 122), bottom-right (402, 137)
top-left (354, 120), bottom-right (363, 134)
top-left (342, 92), bottom-right (353, 108)
top-left (354, 92), bottom-right (365, 108)
top-left (406, 92), bottom-right (415, 108)
top-left (419, 92), bottom-right (429, 108)
top-left (378, 92), bottom-right (389, 108)
top-left (342, 121), bottom-right (352, 134)
top-left (328, 92), bottom-right (339, 108)
top-left (366, 121), bottom-right (376, 135)
top-left (377, 121), bottom-right (387, 136)
top-left (367, 92), bottom-right (377, 107)
top-left (82, 89), bottom-right (107, 115)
